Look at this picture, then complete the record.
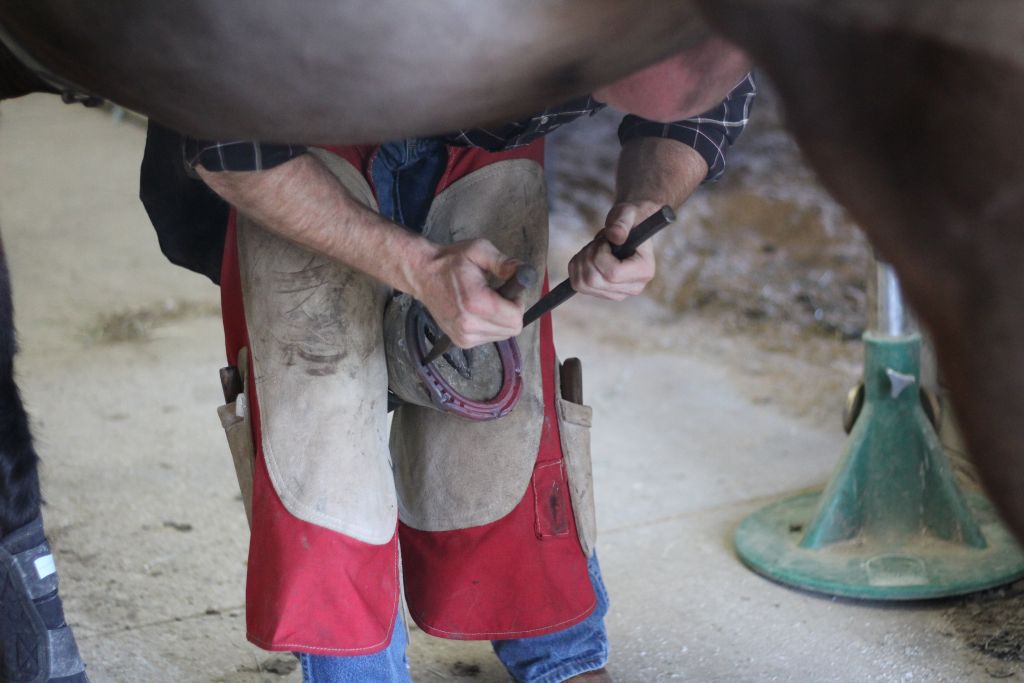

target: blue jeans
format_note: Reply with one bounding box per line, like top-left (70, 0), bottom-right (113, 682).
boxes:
top-left (370, 137), bottom-right (449, 233)
top-left (300, 553), bottom-right (610, 683)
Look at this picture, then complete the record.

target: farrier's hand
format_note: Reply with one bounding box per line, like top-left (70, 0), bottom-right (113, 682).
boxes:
top-left (568, 201), bottom-right (658, 301)
top-left (412, 238), bottom-right (525, 348)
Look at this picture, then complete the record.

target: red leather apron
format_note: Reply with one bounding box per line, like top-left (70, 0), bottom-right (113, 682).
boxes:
top-left (220, 139), bottom-right (594, 654)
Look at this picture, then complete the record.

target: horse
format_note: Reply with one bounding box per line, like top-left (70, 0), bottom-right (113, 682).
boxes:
top-left (1, 1), bottom-right (1023, 680)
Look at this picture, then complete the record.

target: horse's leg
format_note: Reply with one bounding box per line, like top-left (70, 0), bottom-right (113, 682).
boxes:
top-left (698, 2), bottom-right (1024, 539)
top-left (0, 235), bottom-right (40, 535)
top-left (1, 38), bottom-right (90, 680)
top-left (0, 236), bottom-right (88, 679)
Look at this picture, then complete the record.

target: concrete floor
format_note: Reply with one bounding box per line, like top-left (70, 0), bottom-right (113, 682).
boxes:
top-left (0, 96), bottom-right (1018, 682)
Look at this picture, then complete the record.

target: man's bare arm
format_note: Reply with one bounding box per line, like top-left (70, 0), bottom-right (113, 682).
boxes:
top-left (569, 136), bottom-right (708, 300)
top-left (197, 154), bottom-right (523, 347)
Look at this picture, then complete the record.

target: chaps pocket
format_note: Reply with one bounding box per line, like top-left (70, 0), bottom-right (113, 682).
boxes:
top-left (532, 460), bottom-right (571, 539)
top-left (218, 348), bottom-right (256, 527)
top-left (556, 359), bottom-right (596, 557)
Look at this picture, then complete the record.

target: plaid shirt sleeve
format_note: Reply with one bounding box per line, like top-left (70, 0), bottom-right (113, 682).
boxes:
top-left (618, 72), bottom-right (756, 182)
top-left (183, 138), bottom-right (308, 172)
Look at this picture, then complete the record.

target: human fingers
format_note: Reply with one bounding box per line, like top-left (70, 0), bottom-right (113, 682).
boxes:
top-left (462, 238), bottom-right (522, 282)
top-left (591, 230), bottom-right (656, 284)
top-left (603, 203), bottom-right (639, 246)
top-left (439, 281), bottom-right (523, 347)
top-left (568, 230), bottom-right (655, 300)
top-left (431, 249), bottom-right (523, 346)
top-left (568, 239), bottom-right (630, 301)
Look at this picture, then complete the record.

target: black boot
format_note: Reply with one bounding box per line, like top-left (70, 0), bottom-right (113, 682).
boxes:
top-left (0, 516), bottom-right (88, 683)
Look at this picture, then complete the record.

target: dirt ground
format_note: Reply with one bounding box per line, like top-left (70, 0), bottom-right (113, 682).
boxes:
top-left (1, 86), bottom-right (1022, 682)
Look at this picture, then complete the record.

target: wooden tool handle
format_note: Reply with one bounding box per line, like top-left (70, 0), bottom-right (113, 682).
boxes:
top-left (560, 357), bottom-right (584, 404)
top-left (496, 263), bottom-right (538, 301)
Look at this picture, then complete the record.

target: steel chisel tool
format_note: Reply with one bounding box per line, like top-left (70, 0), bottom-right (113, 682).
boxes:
top-left (521, 205), bottom-right (675, 327)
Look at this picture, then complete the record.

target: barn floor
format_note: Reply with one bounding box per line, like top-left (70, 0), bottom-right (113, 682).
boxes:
top-left (2, 94), bottom-right (1022, 683)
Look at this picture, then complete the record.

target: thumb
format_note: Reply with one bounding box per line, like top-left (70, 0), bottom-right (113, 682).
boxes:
top-left (467, 239), bottom-right (519, 279)
top-left (604, 204), bottom-right (638, 245)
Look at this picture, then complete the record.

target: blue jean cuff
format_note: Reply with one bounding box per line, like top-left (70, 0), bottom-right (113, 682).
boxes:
top-left (525, 654), bottom-right (610, 683)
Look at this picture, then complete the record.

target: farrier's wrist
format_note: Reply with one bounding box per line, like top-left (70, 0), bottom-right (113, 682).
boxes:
top-left (607, 199), bottom-right (661, 230)
top-left (395, 234), bottom-right (441, 301)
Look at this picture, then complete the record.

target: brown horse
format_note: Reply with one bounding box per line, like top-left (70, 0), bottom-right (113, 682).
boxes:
top-left (0, 1), bottom-right (715, 141)
top-left (2, 1), bottom-right (1023, 680)
top-left (0, 6), bottom-right (744, 681)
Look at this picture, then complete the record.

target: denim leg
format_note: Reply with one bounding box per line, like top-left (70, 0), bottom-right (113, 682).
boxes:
top-left (370, 138), bottom-right (447, 233)
top-left (492, 553), bottom-right (610, 683)
top-left (300, 610), bottom-right (411, 683)
top-left (370, 140), bottom-right (406, 224)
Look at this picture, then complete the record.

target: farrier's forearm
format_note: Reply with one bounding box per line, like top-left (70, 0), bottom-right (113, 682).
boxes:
top-left (615, 136), bottom-right (709, 210)
top-left (196, 154), bottom-right (436, 298)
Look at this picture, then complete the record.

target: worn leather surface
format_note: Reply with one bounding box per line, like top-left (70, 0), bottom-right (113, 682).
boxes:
top-left (391, 160), bottom-right (549, 532)
top-left (237, 150), bottom-right (396, 544)
top-left (556, 360), bottom-right (597, 558)
top-left (217, 348), bottom-right (255, 528)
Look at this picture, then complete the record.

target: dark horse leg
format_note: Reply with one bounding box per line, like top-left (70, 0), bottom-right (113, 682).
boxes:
top-left (0, 238), bottom-right (40, 543)
top-left (1, 45), bottom-right (89, 683)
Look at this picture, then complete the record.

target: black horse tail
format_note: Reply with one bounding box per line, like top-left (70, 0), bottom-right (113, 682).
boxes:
top-left (0, 236), bottom-right (41, 536)
top-left (0, 37), bottom-right (54, 101)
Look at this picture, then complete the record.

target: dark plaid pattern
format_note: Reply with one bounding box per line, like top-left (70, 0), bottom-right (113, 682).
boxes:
top-left (182, 139), bottom-right (308, 173)
top-left (619, 72), bottom-right (756, 181)
top-left (186, 74), bottom-right (755, 182)
top-left (445, 94), bottom-right (603, 151)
